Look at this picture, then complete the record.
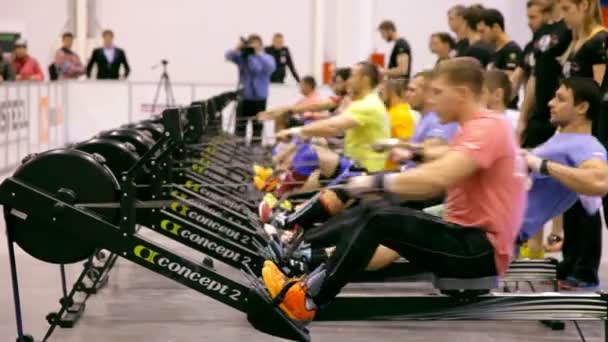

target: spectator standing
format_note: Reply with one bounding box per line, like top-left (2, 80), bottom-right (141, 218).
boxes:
top-left (378, 20), bottom-right (412, 79)
top-left (11, 39), bottom-right (44, 81)
top-left (86, 30), bottom-right (130, 80)
top-left (265, 33), bottom-right (300, 84)
top-left (54, 32), bottom-right (85, 80)
top-left (225, 34), bottom-right (276, 139)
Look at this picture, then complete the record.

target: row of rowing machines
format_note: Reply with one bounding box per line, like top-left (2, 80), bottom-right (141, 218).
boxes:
top-left (1, 95), bottom-right (606, 342)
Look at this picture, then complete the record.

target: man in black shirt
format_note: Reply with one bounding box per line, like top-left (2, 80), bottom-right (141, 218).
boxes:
top-left (461, 5), bottom-right (495, 68)
top-left (265, 33), bottom-right (300, 84)
top-left (518, 4), bottom-right (571, 148)
top-left (86, 30), bottom-right (130, 80)
top-left (478, 9), bottom-right (523, 75)
top-left (477, 8), bottom-right (523, 108)
top-left (512, 0), bottom-right (547, 100)
top-left (447, 5), bottom-right (470, 57)
top-left (378, 20), bottom-right (412, 79)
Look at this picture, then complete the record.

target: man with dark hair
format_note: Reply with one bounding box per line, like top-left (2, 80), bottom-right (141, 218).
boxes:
top-left (258, 67), bottom-right (352, 122)
top-left (54, 32), bottom-right (85, 80)
top-left (226, 34), bottom-right (276, 139)
top-left (300, 75), bottom-right (316, 91)
top-left (478, 9), bottom-right (523, 76)
top-left (517, 77), bottom-right (608, 289)
top-left (86, 30), bottom-right (130, 80)
top-left (477, 8), bottom-right (523, 109)
top-left (275, 62), bottom-right (389, 172)
top-left (259, 57), bottom-right (528, 323)
top-left (461, 5), bottom-right (495, 67)
top-left (378, 20), bottom-right (412, 79)
top-left (265, 33), bottom-right (300, 84)
top-left (447, 5), bottom-right (470, 57)
top-left (430, 32), bottom-right (455, 65)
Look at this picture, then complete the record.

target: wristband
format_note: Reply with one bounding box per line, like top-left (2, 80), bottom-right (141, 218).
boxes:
top-left (539, 159), bottom-right (550, 175)
top-left (410, 146), bottom-right (424, 163)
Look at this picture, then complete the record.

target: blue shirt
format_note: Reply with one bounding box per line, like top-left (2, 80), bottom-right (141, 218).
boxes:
top-left (411, 112), bottom-right (459, 144)
top-left (225, 50), bottom-right (276, 100)
top-left (518, 133), bottom-right (607, 241)
top-left (402, 112), bottom-right (459, 170)
top-left (103, 47), bottom-right (116, 63)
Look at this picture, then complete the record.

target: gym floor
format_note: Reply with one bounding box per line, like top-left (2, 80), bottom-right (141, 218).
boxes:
top-left (1, 217), bottom-right (607, 341)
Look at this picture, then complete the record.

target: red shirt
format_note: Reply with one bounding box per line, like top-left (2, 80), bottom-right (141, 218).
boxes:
top-left (12, 55), bottom-right (44, 81)
top-left (445, 113), bottom-right (527, 275)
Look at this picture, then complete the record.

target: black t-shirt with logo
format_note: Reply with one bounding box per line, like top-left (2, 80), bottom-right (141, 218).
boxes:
top-left (488, 41), bottom-right (523, 109)
top-left (489, 41), bottom-right (523, 71)
top-left (562, 30), bottom-right (608, 79)
top-left (462, 41), bottom-right (494, 67)
top-left (533, 21), bottom-right (572, 121)
top-left (453, 38), bottom-right (470, 58)
top-left (265, 46), bottom-right (300, 83)
top-left (562, 29), bottom-right (608, 147)
top-left (388, 38), bottom-right (412, 77)
top-left (522, 40), bottom-right (535, 77)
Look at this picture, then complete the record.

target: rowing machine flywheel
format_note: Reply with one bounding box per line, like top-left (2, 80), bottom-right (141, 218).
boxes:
top-left (5, 149), bottom-right (120, 264)
top-left (75, 138), bottom-right (140, 176)
top-left (98, 128), bottom-right (155, 156)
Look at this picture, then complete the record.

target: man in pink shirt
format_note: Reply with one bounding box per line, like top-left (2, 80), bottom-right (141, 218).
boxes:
top-left (11, 39), bottom-right (44, 82)
top-left (259, 58), bottom-right (527, 323)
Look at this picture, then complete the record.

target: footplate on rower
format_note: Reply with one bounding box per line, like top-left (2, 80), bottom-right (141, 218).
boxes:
top-left (246, 285), bottom-right (310, 342)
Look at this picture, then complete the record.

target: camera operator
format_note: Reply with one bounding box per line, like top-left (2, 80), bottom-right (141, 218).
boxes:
top-left (225, 34), bottom-right (276, 139)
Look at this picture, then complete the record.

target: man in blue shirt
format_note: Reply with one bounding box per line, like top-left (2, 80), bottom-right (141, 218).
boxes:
top-left (225, 34), bottom-right (276, 139)
top-left (519, 77), bottom-right (608, 289)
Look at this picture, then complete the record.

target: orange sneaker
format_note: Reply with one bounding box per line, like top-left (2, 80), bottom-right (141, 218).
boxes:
top-left (262, 260), bottom-right (316, 322)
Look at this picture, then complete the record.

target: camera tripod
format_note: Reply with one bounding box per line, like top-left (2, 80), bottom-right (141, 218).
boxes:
top-left (151, 60), bottom-right (176, 115)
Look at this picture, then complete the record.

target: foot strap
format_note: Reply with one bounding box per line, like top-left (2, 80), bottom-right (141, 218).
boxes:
top-left (271, 280), bottom-right (299, 306)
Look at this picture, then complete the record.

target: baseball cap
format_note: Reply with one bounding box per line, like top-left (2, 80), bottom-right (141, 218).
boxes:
top-left (14, 38), bottom-right (27, 48)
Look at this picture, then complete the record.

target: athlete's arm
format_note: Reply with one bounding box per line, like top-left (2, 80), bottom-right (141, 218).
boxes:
top-left (516, 76), bottom-right (536, 144)
top-left (546, 158), bottom-right (608, 196)
top-left (258, 99), bottom-right (339, 120)
top-left (389, 144), bottom-right (450, 164)
top-left (277, 113), bottom-right (357, 140)
top-left (349, 150), bottom-right (478, 199)
top-left (384, 53), bottom-right (409, 77)
top-left (592, 64), bottom-right (606, 86)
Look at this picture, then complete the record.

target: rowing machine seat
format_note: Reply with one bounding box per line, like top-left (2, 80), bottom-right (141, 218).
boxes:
top-left (432, 275), bottom-right (498, 291)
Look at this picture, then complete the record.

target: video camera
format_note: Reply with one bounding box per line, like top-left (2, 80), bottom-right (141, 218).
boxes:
top-left (240, 37), bottom-right (255, 57)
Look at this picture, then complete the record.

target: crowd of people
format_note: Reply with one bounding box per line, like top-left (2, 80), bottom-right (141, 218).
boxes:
top-left (0, 30), bottom-right (132, 82)
top-left (240, 0), bottom-right (608, 325)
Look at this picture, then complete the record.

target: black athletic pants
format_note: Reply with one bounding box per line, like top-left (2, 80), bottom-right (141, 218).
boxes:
top-left (236, 99), bottom-right (266, 139)
top-left (313, 199), bottom-right (497, 306)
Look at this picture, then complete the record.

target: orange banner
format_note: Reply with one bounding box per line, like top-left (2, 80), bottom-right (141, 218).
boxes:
top-left (40, 96), bottom-right (49, 143)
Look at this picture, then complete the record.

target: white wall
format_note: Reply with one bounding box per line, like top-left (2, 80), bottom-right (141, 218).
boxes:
top-left (0, 0), bottom-right (69, 78)
top-left (95, 0), bottom-right (314, 84)
top-left (0, 0), bottom-right (536, 83)
top-left (372, 0), bottom-right (533, 73)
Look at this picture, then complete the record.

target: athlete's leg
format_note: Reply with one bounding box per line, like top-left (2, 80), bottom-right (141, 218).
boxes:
top-left (263, 199), bottom-right (497, 320)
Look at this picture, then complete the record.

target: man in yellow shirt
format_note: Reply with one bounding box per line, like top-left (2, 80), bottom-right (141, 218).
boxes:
top-left (379, 78), bottom-right (416, 169)
top-left (276, 62), bottom-right (389, 172)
